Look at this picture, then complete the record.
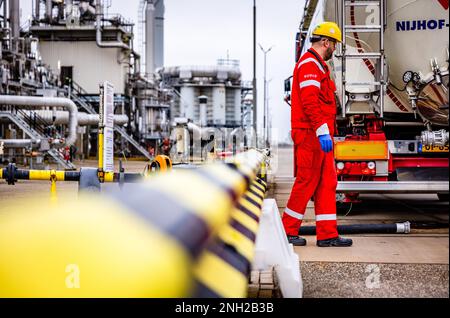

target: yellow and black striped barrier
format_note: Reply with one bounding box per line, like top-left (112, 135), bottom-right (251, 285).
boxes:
top-left (0, 149), bottom-right (269, 297)
top-left (193, 177), bottom-right (267, 297)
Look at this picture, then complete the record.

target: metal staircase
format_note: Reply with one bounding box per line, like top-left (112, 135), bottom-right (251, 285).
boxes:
top-left (0, 110), bottom-right (76, 170)
top-left (0, 111), bottom-right (42, 140)
top-left (69, 82), bottom-right (152, 160)
top-left (114, 126), bottom-right (152, 160)
top-left (70, 81), bottom-right (97, 114)
top-left (47, 148), bottom-right (77, 169)
top-left (339, 0), bottom-right (386, 117)
top-left (70, 92), bottom-right (96, 115)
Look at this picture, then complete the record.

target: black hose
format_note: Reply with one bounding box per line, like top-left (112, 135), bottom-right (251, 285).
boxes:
top-left (298, 221), bottom-right (449, 235)
top-left (299, 222), bottom-right (409, 235)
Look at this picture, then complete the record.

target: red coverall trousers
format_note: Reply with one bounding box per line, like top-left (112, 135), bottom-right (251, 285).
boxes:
top-left (282, 128), bottom-right (338, 241)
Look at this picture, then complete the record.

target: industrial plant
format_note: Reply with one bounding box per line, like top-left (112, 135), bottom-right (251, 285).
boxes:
top-left (0, 0), bottom-right (448, 300)
top-left (0, 0), bottom-right (254, 168)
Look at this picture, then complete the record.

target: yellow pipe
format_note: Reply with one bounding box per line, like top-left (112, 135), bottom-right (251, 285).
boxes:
top-left (104, 171), bottom-right (115, 183)
top-left (0, 169), bottom-right (2, 179)
top-left (29, 170), bottom-right (66, 181)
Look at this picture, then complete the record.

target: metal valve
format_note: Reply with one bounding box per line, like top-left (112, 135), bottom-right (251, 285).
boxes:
top-left (421, 129), bottom-right (449, 147)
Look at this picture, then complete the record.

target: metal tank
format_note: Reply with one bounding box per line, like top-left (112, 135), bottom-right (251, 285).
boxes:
top-left (321, 0), bottom-right (448, 126)
top-left (295, 0), bottom-right (448, 202)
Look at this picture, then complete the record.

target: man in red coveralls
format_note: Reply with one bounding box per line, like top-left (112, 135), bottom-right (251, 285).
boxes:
top-left (282, 22), bottom-right (353, 247)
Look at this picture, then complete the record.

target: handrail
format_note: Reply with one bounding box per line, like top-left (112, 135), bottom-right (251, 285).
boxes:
top-left (15, 107), bottom-right (49, 137)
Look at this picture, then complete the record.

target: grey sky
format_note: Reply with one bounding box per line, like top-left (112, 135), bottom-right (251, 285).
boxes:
top-left (22, 0), bottom-right (305, 142)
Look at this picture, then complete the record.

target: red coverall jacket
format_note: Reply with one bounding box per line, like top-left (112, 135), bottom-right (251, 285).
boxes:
top-left (282, 48), bottom-right (339, 241)
top-left (291, 48), bottom-right (337, 134)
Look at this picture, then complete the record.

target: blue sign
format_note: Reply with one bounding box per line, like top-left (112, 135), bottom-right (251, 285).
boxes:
top-left (396, 19), bottom-right (449, 31)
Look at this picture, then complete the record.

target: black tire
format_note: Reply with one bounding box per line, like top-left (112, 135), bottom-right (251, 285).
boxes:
top-left (437, 193), bottom-right (449, 202)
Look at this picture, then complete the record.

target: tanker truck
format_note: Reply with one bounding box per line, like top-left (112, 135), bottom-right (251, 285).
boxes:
top-left (285, 0), bottom-right (449, 204)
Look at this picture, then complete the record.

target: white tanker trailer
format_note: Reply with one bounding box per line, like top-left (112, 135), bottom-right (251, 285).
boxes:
top-left (287, 0), bottom-right (449, 203)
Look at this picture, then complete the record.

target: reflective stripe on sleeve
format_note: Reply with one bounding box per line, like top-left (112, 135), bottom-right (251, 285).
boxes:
top-left (316, 123), bottom-right (330, 136)
top-left (316, 214), bottom-right (337, 221)
top-left (298, 58), bottom-right (326, 73)
top-left (284, 207), bottom-right (304, 220)
top-left (299, 80), bottom-right (321, 89)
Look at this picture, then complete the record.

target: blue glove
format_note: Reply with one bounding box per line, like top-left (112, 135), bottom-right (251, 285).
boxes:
top-left (318, 134), bottom-right (333, 153)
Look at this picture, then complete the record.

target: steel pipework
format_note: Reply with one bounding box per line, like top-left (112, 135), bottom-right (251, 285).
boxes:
top-left (24, 110), bottom-right (128, 126)
top-left (160, 65), bottom-right (241, 81)
top-left (0, 139), bottom-right (41, 148)
top-left (95, 0), bottom-right (130, 50)
top-left (0, 95), bottom-right (78, 146)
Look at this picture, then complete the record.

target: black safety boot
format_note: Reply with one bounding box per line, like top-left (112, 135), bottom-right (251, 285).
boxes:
top-left (316, 236), bottom-right (353, 247)
top-left (287, 235), bottom-right (307, 246)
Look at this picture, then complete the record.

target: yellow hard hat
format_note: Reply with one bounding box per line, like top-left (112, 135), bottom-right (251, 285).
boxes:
top-left (312, 21), bottom-right (342, 43)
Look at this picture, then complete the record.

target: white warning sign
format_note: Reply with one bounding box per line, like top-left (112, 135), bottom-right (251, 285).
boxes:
top-left (100, 81), bottom-right (114, 172)
top-left (103, 82), bottom-right (114, 128)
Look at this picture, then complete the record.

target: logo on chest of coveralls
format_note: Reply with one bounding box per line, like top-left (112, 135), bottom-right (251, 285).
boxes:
top-left (303, 74), bottom-right (318, 79)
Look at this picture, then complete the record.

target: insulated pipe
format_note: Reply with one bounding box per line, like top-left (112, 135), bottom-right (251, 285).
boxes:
top-left (45, 0), bottom-right (52, 23)
top-left (25, 110), bottom-right (128, 126)
top-left (66, 0), bottom-right (73, 9)
top-left (65, 0), bottom-right (73, 19)
top-left (95, 0), bottom-right (130, 50)
top-left (145, 0), bottom-right (156, 75)
top-left (0, 95), bottom-right (78, 146)
top-left (198, 95), bottom-right (207, 127)
top-left (298, 222), bottom-right (411, 235)
top-left (187, 122), bottom-right (218, 141)
top-left (0, 139), bottom-right (41, 148)
top-left (8, 0), bottom-right (20, 39)
top-left (35, 0), bottom-right (40, 20)
top-left (187, 122), bottom-right (202, 138)
top-left (79, 1), bottom-right (96, 15)
top-left (3, 1), bottom-right (7, 29)
top-left (161, 65), bottom-right (241, 81)
top-left (153, 0), bottom-right (165, 71)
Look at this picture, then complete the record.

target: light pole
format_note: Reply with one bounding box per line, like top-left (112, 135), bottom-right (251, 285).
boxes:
top-left (266, 78), bottom-right (273, 148)
top-left (252, 0), bottom-right (257, 137)
top-left (258, 43), bottom-right (273, 147)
